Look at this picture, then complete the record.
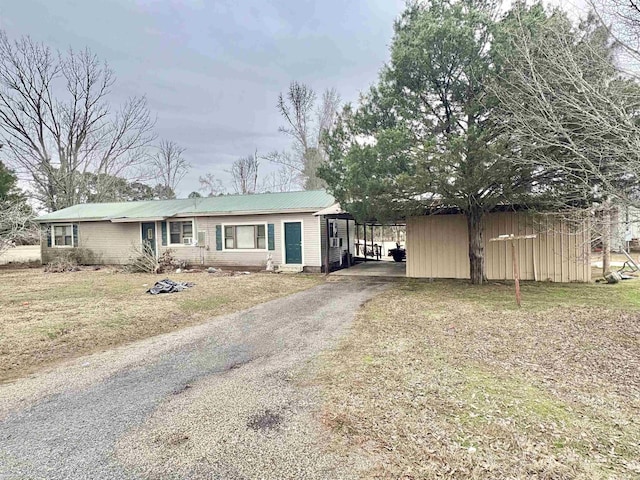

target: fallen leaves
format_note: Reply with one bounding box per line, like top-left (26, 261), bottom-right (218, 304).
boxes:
top-left (315, 279), bottom-right (640, 479)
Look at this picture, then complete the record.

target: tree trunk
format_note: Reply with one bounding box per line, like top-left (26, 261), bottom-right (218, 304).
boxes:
top-left (467, 207), bottom-right (486, 285)
top-left (601, 202), bottom-right (611, 276)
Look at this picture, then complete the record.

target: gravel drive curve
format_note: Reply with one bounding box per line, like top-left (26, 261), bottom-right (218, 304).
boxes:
top-left (0, 279), bottom-right (388, 480)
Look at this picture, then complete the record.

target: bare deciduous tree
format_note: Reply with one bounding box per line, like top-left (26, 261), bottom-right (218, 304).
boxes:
top-left (497, 10), bottom-right (640, 202)
top-left (198, 173), bottom-right (226, 197)
top-left (589, 0), bottom-right (640, 64)
top-left (0, 202), bottom-right (33, 254)
top-left (269, 82), bottom-right (341, 190)
top-left (493, 7), bottom-right (640, 276)
top-left (0, 32), bottom-right (156, 212)
top-left (228, 150), bottom-right (259, 194)
top-left (260, 164), bottom-right (297, 192)
top-left (151, 140), bottom-right (190, 194)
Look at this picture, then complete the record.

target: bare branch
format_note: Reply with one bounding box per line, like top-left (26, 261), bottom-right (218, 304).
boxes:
top-left (0, 31), bottom-right (156, 211)
top-left (273, 82), bottom-right (340, 190)
top-left (0, 201), bottom-right (34, 254)
top-left (228, 150), bottom-right (259, 194)
top-left (149, 139), bottom-right (189, 193)
top-left (198, 172), bottom-right (226, 197)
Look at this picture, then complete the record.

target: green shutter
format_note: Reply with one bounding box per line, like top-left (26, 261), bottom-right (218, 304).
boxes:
top-left (215, 225), bottom-right (222, 250)
top-left (72, 224), bottom-right (79, 247)
top-left (268, 223), bottom-right (275, 251)
top-left (44, 224), bottom-right (51, 247)
top-left (161, 222), bottom-right (167, 246)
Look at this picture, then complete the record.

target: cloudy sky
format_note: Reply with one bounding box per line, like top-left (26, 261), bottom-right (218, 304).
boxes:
top-left (0, 0), bottom-right (588, 197)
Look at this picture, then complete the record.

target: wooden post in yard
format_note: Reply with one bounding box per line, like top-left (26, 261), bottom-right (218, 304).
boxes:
top-left (489, 234), bottom-right (537, 307)
top-left (511, 241), bottom-right (521, 307)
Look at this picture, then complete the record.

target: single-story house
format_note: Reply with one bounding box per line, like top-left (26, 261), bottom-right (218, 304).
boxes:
top-left (36, 191), bottom-right (591, 282)
top-left (36, 190), bottom-right (355, 273)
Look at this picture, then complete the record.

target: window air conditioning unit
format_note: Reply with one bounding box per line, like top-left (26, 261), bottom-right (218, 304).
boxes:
top-left (183, 237), bottom-right (193, 245)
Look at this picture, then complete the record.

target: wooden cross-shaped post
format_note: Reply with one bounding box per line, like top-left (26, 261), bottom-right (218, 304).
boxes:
top-left (489, 234), bottom-right (537, 307)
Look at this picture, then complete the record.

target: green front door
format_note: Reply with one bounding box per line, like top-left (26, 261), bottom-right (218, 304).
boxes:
top-left (284, 222), bottom-right (302, 264)
top-left (141, 222), bottom-right (156, 257)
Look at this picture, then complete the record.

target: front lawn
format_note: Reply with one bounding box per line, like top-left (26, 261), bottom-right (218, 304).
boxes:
top-left (315, 279), bottom-right (640, 479)
top-left (0, 268), bottom-right (321, 382)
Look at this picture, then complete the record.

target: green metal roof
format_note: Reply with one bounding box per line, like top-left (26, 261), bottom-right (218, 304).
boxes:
top-left (36, 190), bottom-right (336, 222)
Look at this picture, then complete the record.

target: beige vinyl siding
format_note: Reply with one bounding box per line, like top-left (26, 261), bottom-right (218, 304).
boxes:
top-left (42, 212), bottom-right (324, 268)
top-left (320, 218), bottom-right (356, 268)
top-left (42, 221), bottom-right (140, 265)
top-left (163, 212), bottom-right (322, 269)
top-left (407, 211), bottom-right (591, 283)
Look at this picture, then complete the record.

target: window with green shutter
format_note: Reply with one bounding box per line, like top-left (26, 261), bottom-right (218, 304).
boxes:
top-left (52, 224), bottom-right (74, 247)
top-left (222, 224), bottom-right (267, 249)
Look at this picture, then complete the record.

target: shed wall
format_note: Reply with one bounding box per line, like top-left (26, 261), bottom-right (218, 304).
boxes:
top-left (407, 211), bottom-right (591, 282)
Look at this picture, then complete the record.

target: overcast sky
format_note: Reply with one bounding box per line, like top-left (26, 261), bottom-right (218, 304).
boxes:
top-left (0, 0), bottom-right (588, 197)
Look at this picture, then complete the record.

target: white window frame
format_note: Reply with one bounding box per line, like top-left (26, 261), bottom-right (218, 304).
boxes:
top-left (168, 219), bottom-right (195, 246)
top-left (221, 222), bottom-right (268, 252)
top-left (52, 223), bottom-right (74, 248)
top-left (281, 219), bottom-right (305, 265)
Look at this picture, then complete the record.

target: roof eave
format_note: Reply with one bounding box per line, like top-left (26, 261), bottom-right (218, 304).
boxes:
top-left (110, 217), bottom-right (167, 223)
top-left (35, 217), bottom-right (107, 223)
top-left (171, 207), bottom-right (329, 218)
top-left (36, 205), bottom-right (335, 223)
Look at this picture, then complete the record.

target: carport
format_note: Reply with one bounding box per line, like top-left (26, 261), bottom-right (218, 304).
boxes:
top-left (330, 261), bottom-right (406, 277)
top-left (315, 203), bottom-right (406, 277)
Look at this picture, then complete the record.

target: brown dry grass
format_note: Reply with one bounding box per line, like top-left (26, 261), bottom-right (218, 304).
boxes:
top-left (314, 279), bottom-right (640, 479)
top-left (0, 268), bottom-right (321, 383)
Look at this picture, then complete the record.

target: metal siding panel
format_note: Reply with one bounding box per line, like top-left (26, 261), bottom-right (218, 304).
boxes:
top-left (546, 216), bottom-right (553, 282)
top-left (407, 211), bottom-right (590, 282)
top-left (485, 216), bottom-right (500, 280)
top-left (425, 216), bottom-right (432, 277)
top-left (460, 215), bottom-right (470, 278)
top-left (418, 217), bottom-right (422, 277)
top-left (407, 219), bottom-right (412, 277)
top-left (499, 213), bottom-right (507, 278)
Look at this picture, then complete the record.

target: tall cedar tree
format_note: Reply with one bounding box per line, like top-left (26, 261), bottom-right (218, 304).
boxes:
top-left (320, 0), bottom-right (537, 284)
top-left (0, 160), bottom-right (20, 202)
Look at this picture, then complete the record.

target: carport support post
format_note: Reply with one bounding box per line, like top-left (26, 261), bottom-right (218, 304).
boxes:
top-left (363, 222), bottom-right (367, 262)
top-left (346, 219), bottom-right (351, 266)
top-left (325, 217), bottom-right (330, 275)
top-left (371, 224), bottom-right (376, 260)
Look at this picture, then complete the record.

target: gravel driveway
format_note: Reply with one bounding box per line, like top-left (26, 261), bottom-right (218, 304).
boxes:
top-left (0, 279), bottom-right (388, 480)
